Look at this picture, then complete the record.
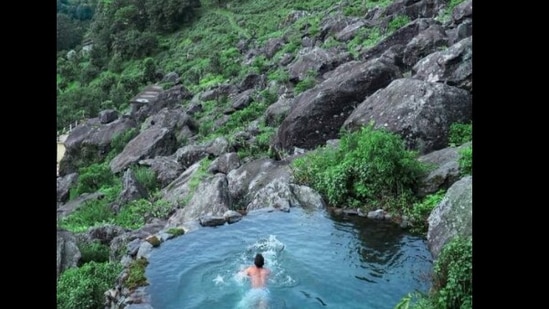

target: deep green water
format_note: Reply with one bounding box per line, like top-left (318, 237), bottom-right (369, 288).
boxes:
top-left (146, 207), bottom-right (433, 309)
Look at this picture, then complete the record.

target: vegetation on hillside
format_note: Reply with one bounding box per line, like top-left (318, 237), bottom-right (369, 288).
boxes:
top-left (56, 0), bottom-right (472, 308)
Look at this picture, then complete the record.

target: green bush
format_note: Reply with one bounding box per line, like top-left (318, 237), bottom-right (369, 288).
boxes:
top-left (124, 257), bottom-right (149, 290)
top-left (388, 15), bottom-right (410, 33)
top-left (291, 124), bottom-right (428, 210)
top-left (72, 162), bottom-right (118, 198)
top-left (458, 145), bottom-right (472, 175)
top-left (59, 198), bottom-right (114, 233)
top-left (167, 227), bottom-right (185, 237)
top-left (78, 241), bottom-right (110, 264)
top-left (131, 165), bottom-right (159, 194)
top-left (448, 122), bottom-right (472, 146)
top-left (115, 198), bottom-right (173, 229)
top-left (57, 261), bottom-right (122, 309)
top-left (294, 73), bottom-right (317, 94)
top-left (405, 190), bottom-right (446, 233)
top-left (432, 237), bottom-right (473, 309)
top-left (115, 199), bottom-right (152, 230)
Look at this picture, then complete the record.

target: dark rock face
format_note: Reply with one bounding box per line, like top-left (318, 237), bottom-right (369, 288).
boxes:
top-left (57, 229), bottom-right (81, 280)
top-left (166, 173), bottom-right (231, 227)
top-left (59, 117), bottom-right (137, 176)
top-left (417, 142), bottom-right (471, 197)
top-left (138, 156), bottom-right (183, 188)
top-left (359, 18), bottom-right (438, 63)
top-left (131, 85), bottom-right (193, 123)
top-left (110, 127), bottom-right (178, 174)
top-left (76, 224), bottom-right (128, 246)
top-left (274, 57), bottom-right (401, 152)
top-left (57, 173), bottom-right (78, 204)
top-left (402, 23), bottom-right (448, 68)
top-left (382, 0), bottom-right (445, 21)
top-left (287, 46), bottom-right (351, 82)
top-left (343, 78), bottom-right (471, 154)
top-left (427, 175), bottom-right (472, 259)
top-left (99, 109), bottom-right (119, 124)
top-left (239, 73), bottom-right (266, 91)
top-left (117, 169), bottom-right (149, 206)
top-left (413, 36), bottom-right (472, 92)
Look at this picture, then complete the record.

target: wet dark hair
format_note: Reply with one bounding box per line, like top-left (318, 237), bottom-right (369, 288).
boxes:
top-left (254, 253), bottom-right (264, 268)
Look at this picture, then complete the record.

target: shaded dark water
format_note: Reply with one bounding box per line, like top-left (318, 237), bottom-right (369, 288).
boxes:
top-left (146, 207), bottom-right (433, 309)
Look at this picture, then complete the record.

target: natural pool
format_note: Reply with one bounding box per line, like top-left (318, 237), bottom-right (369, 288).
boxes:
top-left (146, 207), bottom-right (433, 309)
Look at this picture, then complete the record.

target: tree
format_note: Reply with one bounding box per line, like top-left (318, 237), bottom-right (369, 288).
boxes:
top-left (57, 13), bottom-right (85, 51)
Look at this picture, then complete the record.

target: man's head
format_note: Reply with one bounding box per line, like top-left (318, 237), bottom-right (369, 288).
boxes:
top-left (254, 253), bottom-right (264, 268)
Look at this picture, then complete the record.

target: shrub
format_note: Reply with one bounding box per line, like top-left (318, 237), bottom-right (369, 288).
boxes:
top-left (291, 124), bottom-right (428, 210)
top-left (167, 227), bottom-right (185, 237)
top-left (114, 199), bottom-right (152, 230)
top-left (124, 257), bottom-right (149, 290)
top-left (294, 76), bottom-right (316, 94)
top-left (57, 261), bottom-right (122, 309)
top-left (131, 165), bottom-right (159, 194)
top-left (448, 122), bottom-right (472, 146)
top-left (458, 145), bottom-right (472, 175)
top-left (388, 15), bottom-right (410, 33)
top-left (432, 237), bottom-right (473, 309)
top-left (405, 190), bottom-right (446, 233)
top-left (115, 198), bottom-right (173, 229)
top-left (59, 198), bottom-right (114, 233)
top-left (72, 162), bottom-right (117, 197)
top-left (78, 241), bottom-right (110, 264)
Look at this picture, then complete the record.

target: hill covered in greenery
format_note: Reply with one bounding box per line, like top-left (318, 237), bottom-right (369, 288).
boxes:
top-left (57, 0), bottom-right (472, 308)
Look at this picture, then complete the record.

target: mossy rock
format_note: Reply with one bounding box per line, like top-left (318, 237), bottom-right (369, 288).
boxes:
top-left (145, 235), bottom-right (161, 247)
top-left (167, 227), bottom-right (185, 237)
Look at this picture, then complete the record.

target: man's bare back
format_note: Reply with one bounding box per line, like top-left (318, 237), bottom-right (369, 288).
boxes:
top-left (245, 265), bottom-right (271, 288)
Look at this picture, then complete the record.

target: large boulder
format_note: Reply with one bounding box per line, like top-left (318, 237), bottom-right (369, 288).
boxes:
top-left (287, 46), bottom-right (351, 82)
top-left (417, 142), bottom-right (471, 196)
top-left (427, 175), bottom-right (472, 258)
top-left (140, 106), bottom-right (198, 145)
top-left (412, 36), bottom-right (472, 92)
top-left (343, 78), bottom-right (472, 154)
top-left (274, 57), bottom-right (401, 152)
top-left (117, 169), bottom-right (149, 206)
top-left (59, 117), bottom-right (137, 176)
top-left (358, 18), bottom-right (439, 63)
top-left (138, 156), bottom-right (183, 188)
top-left (131, 85), bottom-right (193, 122)
top-left (57, 229), bottom-right (81, 280)
top-left (57, 172), bottom-right (78, 205)
top-left (110, 127), bottom-right (177, 174)
top-left (166, 173), bottom-right (231, 227)
top-left (402, 23), bottom-right (448, 68)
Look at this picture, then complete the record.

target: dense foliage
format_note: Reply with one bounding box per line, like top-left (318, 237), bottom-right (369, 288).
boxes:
top-left (78, 240), bottom-right (111, 264)
top-left (404, 190), bottom-right (446, 234)
top-left (394, 237), bottom-right (472, 309)
top-left (431, 237), bottom-right (473, 309)
top-left (57, 1), bottom-right (472, 307)
top-left (57, 261), bottom-right (122, 309)
top-left (291, 124), bottom-right (429, 210)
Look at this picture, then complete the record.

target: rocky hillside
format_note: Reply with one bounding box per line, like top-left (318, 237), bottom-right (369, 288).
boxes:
top-left (57, 0), bottom-right (472, 307)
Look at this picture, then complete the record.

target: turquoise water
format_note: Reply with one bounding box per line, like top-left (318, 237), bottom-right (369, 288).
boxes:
top-left (145, 207), bottom-right (433, 309)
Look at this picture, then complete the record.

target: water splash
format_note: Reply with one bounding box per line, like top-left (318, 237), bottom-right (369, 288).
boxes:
top-left (213, 274), bottom-right (225, 286)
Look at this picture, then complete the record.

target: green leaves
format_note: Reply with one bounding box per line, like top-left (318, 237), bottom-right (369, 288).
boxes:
top-left (433, 237), bottom-right (473, 309)
top-left (448, 122), bottom-right (472, 146)
top-left (57, 261), bottom-right (122, 309)
top-left (291, 124), bottom-right (428, 210)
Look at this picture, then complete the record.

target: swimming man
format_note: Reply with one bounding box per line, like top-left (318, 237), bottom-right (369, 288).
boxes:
top-left (240, 253), bottom-right (271, 309)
